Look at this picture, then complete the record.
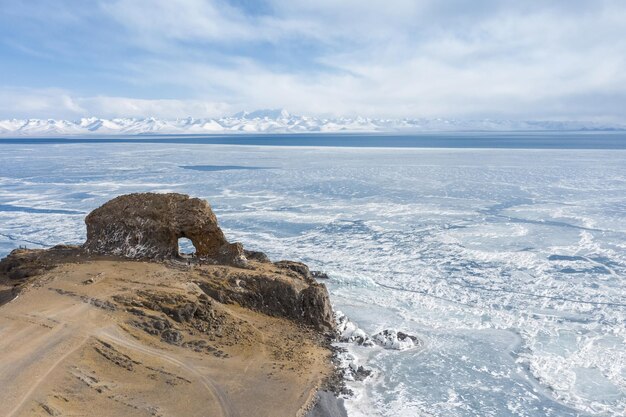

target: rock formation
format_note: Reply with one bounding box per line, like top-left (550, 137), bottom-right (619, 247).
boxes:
top-left (0, 192), bottom-right (345, 417)
top-left (83, 193), bottom-right (246, 265)
top-left (3, 192), bottom-right (335, 332)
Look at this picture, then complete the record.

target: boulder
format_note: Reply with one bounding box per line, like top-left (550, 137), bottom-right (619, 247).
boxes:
top-left (83, 193), bottom-right (246, 265)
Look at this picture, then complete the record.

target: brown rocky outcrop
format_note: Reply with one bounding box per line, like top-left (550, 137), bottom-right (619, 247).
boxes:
top-left (83, 193), bottom-right (246, 265)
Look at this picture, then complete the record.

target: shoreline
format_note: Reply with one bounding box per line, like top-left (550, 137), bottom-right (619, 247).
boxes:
top-left (306, 391), bottom-right (349, 417)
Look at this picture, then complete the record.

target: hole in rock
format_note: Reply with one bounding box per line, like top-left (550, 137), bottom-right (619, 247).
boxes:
top-left (178, 237), bottom-right (196, 257)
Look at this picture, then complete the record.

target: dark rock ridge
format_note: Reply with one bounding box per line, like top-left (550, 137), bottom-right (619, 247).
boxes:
top-left (0, 245), bottom-right (76, 282)
top-left (83, 193), bottom-right (246, 265)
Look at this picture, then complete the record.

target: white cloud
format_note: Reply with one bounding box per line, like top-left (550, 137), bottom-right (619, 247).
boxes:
top-left (0, 88), bottom-right (231, 119)
top-left (78, 96), bottom-right (232, 119)
top-left (1, 1), bottom-right (626, 120)
top-left (102, 0), bottom-right (252, 44)
top-left (0, 88), bottom-right (85, 119)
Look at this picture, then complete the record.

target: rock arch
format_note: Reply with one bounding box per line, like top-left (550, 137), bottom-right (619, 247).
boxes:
top-left (83, 193), bottom-right (246, 265)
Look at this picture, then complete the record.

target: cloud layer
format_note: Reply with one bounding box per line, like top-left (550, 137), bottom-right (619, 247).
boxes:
top-left (1, 0), bottom-right (625, 120)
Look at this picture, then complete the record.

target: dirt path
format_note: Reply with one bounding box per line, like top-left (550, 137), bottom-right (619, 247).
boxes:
top-left (6, 333), bottom-right (89, 417)
top-left (0, 302), bottom-right (92, 417)
top-left (97, 326), bottom-right (235, 417)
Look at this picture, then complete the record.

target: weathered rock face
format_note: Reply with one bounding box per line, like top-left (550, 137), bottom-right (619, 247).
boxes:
top-left (83, 193), bottom-right (246, 265)
top-left (197, 271), bottom-right (335, 332)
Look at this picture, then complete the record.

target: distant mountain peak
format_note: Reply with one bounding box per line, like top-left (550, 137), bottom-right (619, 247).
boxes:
top-left (0, 111), bottom-right (624, 137)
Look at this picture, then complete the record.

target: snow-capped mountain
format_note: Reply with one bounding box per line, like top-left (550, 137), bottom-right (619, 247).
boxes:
top-left (0, 110), bottom-right (623, 136)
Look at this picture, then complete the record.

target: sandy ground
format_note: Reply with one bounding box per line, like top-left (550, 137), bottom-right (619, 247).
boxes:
top-left (0, 259), bottom-right (332, 417)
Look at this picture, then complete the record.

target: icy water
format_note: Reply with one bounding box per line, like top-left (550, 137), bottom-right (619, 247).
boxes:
top-left (1, 134), bottom-right (625, 417)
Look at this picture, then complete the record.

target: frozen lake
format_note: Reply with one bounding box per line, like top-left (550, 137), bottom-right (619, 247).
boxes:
top-left (1, 134), bottom-right (625, 416)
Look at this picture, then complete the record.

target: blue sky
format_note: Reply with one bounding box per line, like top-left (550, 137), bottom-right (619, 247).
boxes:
top-left (0, 0), bottom-right (625, 120)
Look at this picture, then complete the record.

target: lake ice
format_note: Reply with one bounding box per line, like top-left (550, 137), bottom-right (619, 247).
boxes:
top-left (0, 140), bottom-right (624, 416)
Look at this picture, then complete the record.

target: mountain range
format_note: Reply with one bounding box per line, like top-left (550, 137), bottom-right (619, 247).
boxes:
top-left (1, 109), bottom-right (624, 136)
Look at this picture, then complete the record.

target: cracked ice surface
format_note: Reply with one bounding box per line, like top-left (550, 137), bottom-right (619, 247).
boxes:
top-left (0, 140), bottom-right (625, 416)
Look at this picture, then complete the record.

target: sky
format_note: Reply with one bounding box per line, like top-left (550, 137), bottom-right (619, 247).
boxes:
top-left (0, 0), bottom-right (625, 121)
